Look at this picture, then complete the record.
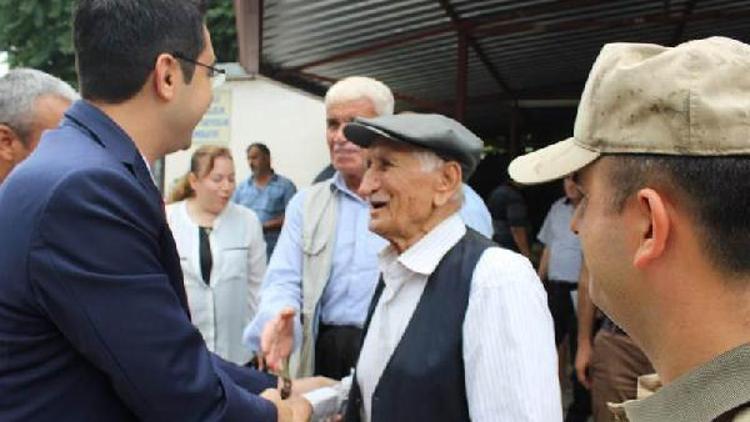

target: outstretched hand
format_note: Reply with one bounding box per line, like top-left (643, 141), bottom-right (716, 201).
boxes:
top-left (259, 307), bottom-right (297, 372)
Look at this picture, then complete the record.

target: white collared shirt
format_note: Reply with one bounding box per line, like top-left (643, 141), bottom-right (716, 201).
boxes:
top-left (305, 214), bottom-right (562, 421)
top-left (166, 201), bottom-right (267, 365)
top-left (140, 154), bottom-right (157, 186)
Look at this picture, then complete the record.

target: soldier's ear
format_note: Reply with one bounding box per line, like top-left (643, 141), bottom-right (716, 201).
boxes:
top-left (632, 188), bottom-right (670, 269)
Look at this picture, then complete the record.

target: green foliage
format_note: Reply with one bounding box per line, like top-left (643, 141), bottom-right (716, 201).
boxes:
top-left (0, 0), bottom-right (238, 85)
top-left (207, 1), bottom-right (238, 63)
top-left (0, 0), bottom-right (77, 84)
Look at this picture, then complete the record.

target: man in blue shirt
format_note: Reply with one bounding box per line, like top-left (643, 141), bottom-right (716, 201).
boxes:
top-left (243, 76), bottom-right (493, 380)
top-left (487, 179), bottom-right (531, 257)
top-left (233, 142), bottom-right (296, 259)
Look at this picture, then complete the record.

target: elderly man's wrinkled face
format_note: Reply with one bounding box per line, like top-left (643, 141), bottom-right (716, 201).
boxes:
top-left (358, 139), bottom-right (446, 250)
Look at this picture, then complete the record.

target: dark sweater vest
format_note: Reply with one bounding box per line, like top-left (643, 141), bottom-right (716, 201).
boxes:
top-left (345, 229), bottom-right (493, 422)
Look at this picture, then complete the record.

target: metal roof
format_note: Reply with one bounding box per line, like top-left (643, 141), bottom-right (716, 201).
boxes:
top-left (259, 0), bottom-right (750, 145)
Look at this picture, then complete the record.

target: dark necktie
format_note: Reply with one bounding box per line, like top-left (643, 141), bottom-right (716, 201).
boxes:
top-left (199, 226), bottom-right (212, 285)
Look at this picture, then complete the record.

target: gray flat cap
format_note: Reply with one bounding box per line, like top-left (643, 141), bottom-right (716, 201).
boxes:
top-left (343, 113), bottom-right (483, 180)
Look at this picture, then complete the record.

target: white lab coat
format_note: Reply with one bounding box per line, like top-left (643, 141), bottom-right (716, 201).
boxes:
top-left (166, 200), bottom-right (266, 365)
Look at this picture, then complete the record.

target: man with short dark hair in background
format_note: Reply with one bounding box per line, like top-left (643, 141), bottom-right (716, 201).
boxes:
top-left (0, 1), bottom-right (303, 420)
top-left (487, 178), bottom-right (531, 257)
top-left (233, 142), bottom-right (296, 259)
top-left (0, 68), bottom-right (77, 185)
top-left (510, 37), bottom-right (750, 421)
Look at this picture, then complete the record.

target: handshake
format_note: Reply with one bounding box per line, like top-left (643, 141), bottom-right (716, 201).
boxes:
top-left (256, 307), bottom-right (344, 422)
top-left (260, 376), bottom-right (337, 422)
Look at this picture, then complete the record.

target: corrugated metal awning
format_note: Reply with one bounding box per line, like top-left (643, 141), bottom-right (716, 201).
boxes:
top-left (247, 0), bottom-right (750, 147)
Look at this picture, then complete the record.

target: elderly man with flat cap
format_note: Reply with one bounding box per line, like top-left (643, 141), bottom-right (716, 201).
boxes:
top-left (509, 36), bottom-right (750, 422)
top-left (295, 113), bottom-right (561, 422)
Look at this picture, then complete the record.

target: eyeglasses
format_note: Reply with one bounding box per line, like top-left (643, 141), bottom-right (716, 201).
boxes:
top-left (172, 52), bottom-right (226, 89)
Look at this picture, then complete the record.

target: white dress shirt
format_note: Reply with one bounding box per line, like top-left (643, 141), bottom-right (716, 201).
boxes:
top-left (166, 201), bottom-right (267, 365)
top-left (306, 214), bottom-right (562, 422)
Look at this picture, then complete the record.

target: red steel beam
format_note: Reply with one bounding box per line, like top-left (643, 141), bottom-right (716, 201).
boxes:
top-left (438, 0), bottom-right (517, 99)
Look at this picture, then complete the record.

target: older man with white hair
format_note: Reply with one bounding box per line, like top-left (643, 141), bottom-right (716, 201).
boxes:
top-left (295, 113), bottom-right (560, 422)
top-left (244, 76), bottom-right (394, 381)
top-left (244, 77), bottom-right (493, 380)
top-left (0, 68), bottom-right (77, 184)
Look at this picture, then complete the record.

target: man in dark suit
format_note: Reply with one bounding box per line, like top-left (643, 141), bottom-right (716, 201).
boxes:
top-left (0, 1), bottom-right (295, 420)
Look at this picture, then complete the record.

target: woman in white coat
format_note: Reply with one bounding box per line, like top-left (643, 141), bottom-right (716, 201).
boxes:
top-left (166, 146), bottom-right (266, 365)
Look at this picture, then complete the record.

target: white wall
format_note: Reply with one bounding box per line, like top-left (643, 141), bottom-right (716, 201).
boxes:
top-left (164, 74), bottom-right (329, 194)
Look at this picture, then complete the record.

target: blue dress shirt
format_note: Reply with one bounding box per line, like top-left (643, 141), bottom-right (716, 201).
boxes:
top-left (232, 172), bottom-right (297, 258)
top-left (243, 173), bottom-right (385, 352)
top-left (462, 184), bottom-right (493, 238)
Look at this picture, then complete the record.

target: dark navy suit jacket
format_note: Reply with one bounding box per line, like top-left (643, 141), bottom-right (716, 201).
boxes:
top-left (0, 101), bottom-right (277, 421)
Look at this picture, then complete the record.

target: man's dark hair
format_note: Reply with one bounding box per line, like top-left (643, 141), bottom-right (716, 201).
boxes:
top-left (74, 0), bottom-right (208, 103)
top-left (247, 143), bottom-right (271, 158)
top-left (607, 154), bottom-right (750, 276)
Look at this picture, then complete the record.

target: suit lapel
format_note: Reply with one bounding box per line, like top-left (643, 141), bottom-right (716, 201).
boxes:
top-left (64, 100), bottom-right (192, 317)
